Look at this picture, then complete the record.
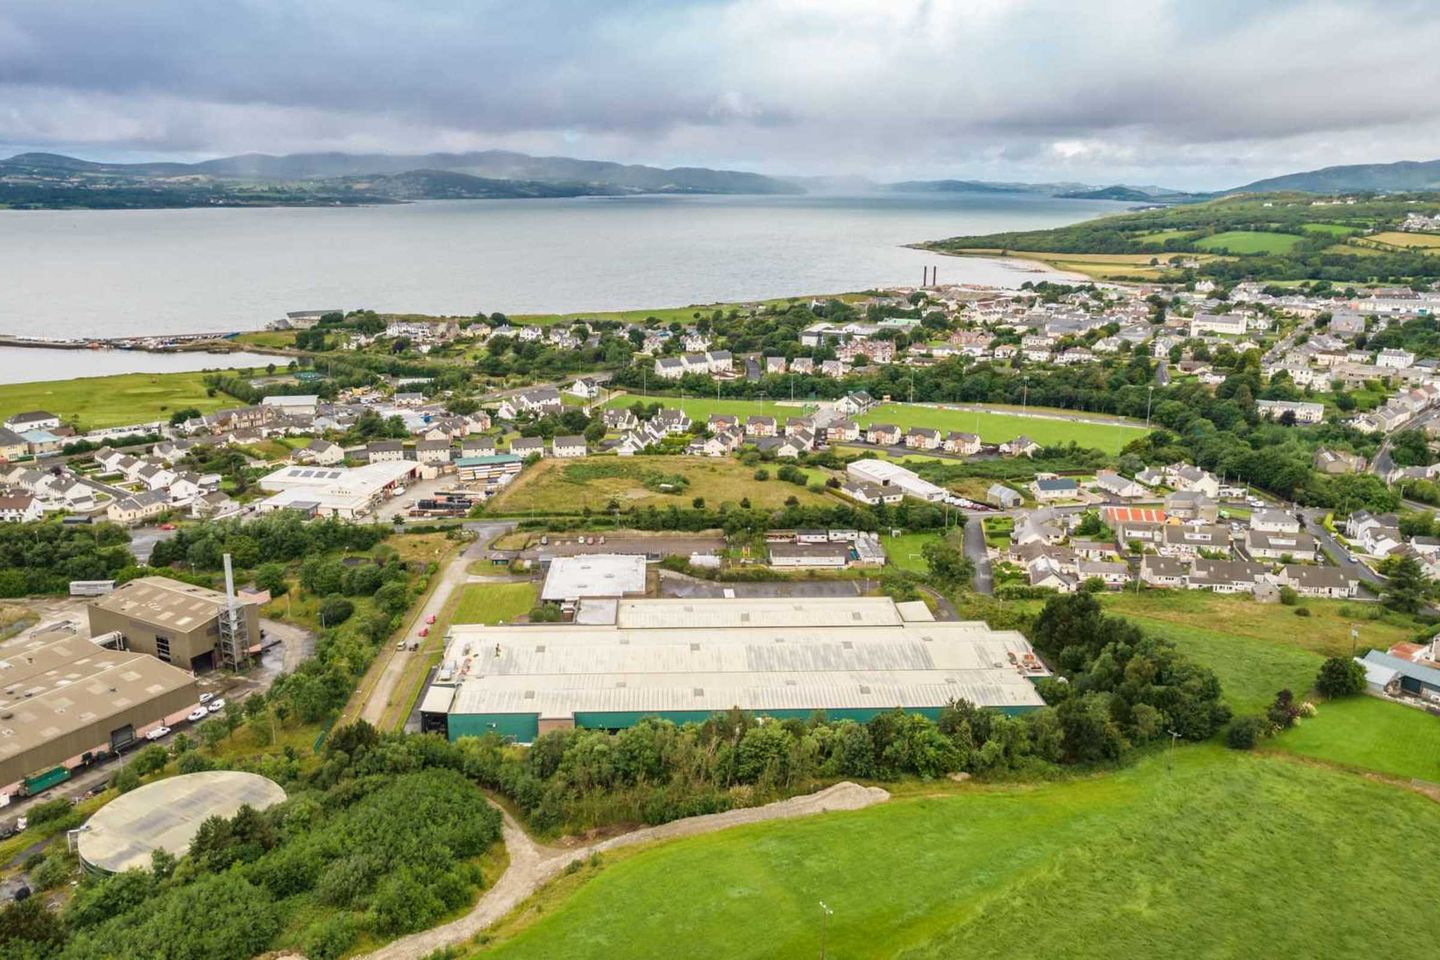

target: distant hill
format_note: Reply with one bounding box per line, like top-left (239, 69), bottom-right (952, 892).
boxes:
top-left (1230, 159), bottom-right (1440, 195)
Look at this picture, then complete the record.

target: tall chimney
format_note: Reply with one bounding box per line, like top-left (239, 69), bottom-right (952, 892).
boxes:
top-left (223, 553), bottom-right (236, 602)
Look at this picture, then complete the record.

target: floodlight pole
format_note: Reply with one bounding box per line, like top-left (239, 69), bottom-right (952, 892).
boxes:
top-left (818, 901), bottom-right (833, 960)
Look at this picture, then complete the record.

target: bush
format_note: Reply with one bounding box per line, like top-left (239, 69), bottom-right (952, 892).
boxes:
top-left (29, 853), bottom-right (72, 891)
top-left (25, 797), bottom-right (74, 827)
top-left (1226, 715), bottom-right (1268, 750)
top-left (1294, 607), bottom-right (1311, 617)
top-left (1315, 656), bottom-right (1367, 698)
top-left (130, 743), bottom-right (169, 778)
top-left (1278, 585), bottom-right (1299, 606)
top-left (318, 596), bottom-right (355, 626)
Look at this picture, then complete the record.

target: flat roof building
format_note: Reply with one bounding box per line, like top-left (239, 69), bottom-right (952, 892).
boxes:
top-left (0, 632), bottom-right (198, 789)
top-left (256, 460), bottom-right (419, 518)
top-left (87, 576), bottom-right (260, 671)
top-left (846, 458), bottom-right (947, 502)
top-left (539, 554), bottom-right (648, 605)
top-left (421, 597), bottom-right (1047, 742)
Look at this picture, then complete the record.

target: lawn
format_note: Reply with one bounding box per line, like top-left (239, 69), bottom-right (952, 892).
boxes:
top-left (475, 747), bottom-right (1440, 960)
top-left (604, 394), bottom-right (825, 423)
top-left (881, 531), bottom-right (940, 572)
top-left (0, 368), bottom-right (264, 431)
top-left (856, 403), bottom-right (1146, 454)
top-left (1272, 696), bottom-right (1439, 783)
top-left (487, 456), bottom-right (830, 514)
top-left (453, 581), bottom-right (539, 625)
top-left (1193, 230), bottom-right (1303, 254)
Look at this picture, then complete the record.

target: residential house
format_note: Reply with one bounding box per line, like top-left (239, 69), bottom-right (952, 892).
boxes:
top-left (460, 437), bottom-right (497, 458)
top-left (106, 490), bottom-right (170, 525)
top-left (1140, 555), bottom-right (1187, 588)
top-left (1250, 509), bottom-right (1301, 534)
top-left (1071, 539), bottom-right (1121, 562)
top-left (827, 420), bottom-right (860, 443)
top-left (1274, 564), bottom-right (1356, 599)
top-left (1165, 491), bottom-right (1219, 523)
top-left (510, 437), bottom-right (545, 459)
top-left (0, 494), bottom-right (42, 523)
top-left (0, 428), bottom-right (27, 461)
top-left (415, 439), bottom-right (453, 464)
top-left (602, 408), bottom-right (639, 432)
top-left (1189, 558), bottom-right (1268, 594)
top-left (367, 441), bottom-right (406, 463)
top-left (1377, 348), bottom-right (1416, 369)
top-left (300, 439), bottom-right (345, 466)
top-left (552, 436), bottom-right (587, 458)
top-left (745, 416), bottom-right (778, 437)
top-left (1245, 528), bottom-right (1317, 561)
top-left (999, 435), bottom-right (1041, 458)
top-left (1160, 523), bottom-right (1232, 559)
top-left (843, 479), bottom-right (904, 505)
top-left (1030, 476), bottom-right (1080, 501)
top-left (834, 391), bottom-right (877, 416)
top-left (1092, 471), bottom-right (1146, 500)
top-left (1165, 464), bottom-right (1221, 498)
top-left (866, 423), bottom-right (901, 446)
top-left (1256, 399), bottom-right (1325, 424)
top-left (905, 427), bottom-right (943, 451)
top-left (943, 432), bottom-right (981, 455)
top-left (1189, 312), bottom-right (1246, 336)
top-left (3, 411), bottom-right (61, 433)
top-left (1077, 560), bottom-right (1130, 588)
top-left (567, 377), bottom-right (602, 400)
top-left (653, 408), bottom-right (692, 434)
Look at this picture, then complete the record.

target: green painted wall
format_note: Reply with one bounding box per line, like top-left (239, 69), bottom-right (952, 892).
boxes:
top-left (446, 703), bottom-right (1037, 743)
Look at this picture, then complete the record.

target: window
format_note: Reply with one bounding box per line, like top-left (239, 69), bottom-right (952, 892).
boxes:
top-left (154, 635), bottom-right (171, 663)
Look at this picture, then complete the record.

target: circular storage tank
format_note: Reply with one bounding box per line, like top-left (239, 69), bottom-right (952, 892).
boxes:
top-left (77, 770), bottom-right (287, 873)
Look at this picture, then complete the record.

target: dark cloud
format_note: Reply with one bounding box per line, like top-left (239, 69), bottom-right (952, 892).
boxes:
top-left (0, 0), bottom-right (1436, 189)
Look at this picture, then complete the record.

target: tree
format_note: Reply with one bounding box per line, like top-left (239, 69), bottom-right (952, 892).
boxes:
top-left (1315, 656), bottom-right (1366, 698)
top-left (1381, 556), bottom-right (1429, 614)
top-left (318, 596), bottom-right (354, 626)
top-left (921, 539), bottom-right (973, 587)
top-left (255, 562), bottom-right (289, 598)
top-left (1226, 715), bottom-right (1268, 750)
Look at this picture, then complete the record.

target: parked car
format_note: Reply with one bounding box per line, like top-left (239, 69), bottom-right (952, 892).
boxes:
top-left (425, 614), bottom-right (437, 624)
top-left (145, 726), bottom-right (172, 741)
top-left (418, 627), bottom-right (430, 638)
top-left (187, 707), bottom-right (208, 722)
top-left (198, 692), bottom-right (214, 703)
top-left (207, 698), bottom-right (226, 713)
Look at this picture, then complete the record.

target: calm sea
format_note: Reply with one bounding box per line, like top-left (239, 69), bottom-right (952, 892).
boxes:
top-left (0, 193), bottom-right (1125, 346)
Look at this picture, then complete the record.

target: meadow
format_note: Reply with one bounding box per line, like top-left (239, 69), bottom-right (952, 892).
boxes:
top-left (856, 402), bottom-right (1146, 454)
top-left (0, 368), bottom-right (261, 430)
top-left (1274, 696), bottom-right (1438, 782)
top-left (474, 747), bottom-right (1440, 960)
top-left (1193, 230), bottom-right (1304, 254)
top-left (604, 394), bottom-right (825, 423)
top-left (1364, 230), bottom-right (1440, 250)
top-left (880, 530), bottom-right (940, 572)
top-left (486, 455), bottom-right (832, 513)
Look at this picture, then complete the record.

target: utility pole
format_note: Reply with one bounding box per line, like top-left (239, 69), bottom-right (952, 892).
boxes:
top-left (818, 901), bottom-right (833, 960)
top-left (1022, 376), bottom-right (1030, 414)
top-left (1146, 385), bottom-right (1155, 428)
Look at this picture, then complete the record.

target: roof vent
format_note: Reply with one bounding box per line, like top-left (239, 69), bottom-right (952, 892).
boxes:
top-left (523, 690), bottom-right (535, 699)
top-left (689, 643), bottom-right (700, 652)
top-left (535, 644), bottom-right (546, 653)
top-left (859, 685), bottom-right (872, 694)
top-left (693, 687), bottom-right (704, 697)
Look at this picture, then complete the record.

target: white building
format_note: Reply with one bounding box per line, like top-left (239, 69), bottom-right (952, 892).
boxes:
top-left (845, 459), bottom-right (947, 502)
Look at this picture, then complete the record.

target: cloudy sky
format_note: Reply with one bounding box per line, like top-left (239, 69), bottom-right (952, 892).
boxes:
top-left (1, 0), bottom-right (1436, 190)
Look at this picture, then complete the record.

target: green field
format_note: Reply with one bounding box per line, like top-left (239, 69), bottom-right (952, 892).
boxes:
top-left (605, 394), bottom-right (825, 424)
top-left (1274, 696), bottom-right (1439, 782)
top-left (1301, 222), bottom-right (1362, 236)
top-left (0, 368), bottom-right (260, 430)
top-left (857, 403), bottom-right (1146, 454)
top-left (1193, 230), bottom-right (1304, 254)
top-left (880, 531), bottom-right (939, 572)
top-left (453, 581), bottom-right (539, 625)
top-left (488, 455), bottom-right (831, 513)
top-left (476, 747), bottom-right (1440, 960)
top-left (515, 292), bottom-right (868, 327)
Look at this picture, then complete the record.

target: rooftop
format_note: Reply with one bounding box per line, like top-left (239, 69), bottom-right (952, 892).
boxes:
top-left (539, 554), bottom-right (648, 603)
top-left (90, 576), bottom-right (231, 631)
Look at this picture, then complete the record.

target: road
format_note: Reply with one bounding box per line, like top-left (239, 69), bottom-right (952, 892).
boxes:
top-left (962, 515), bottom-right (994, 594)
top-left (1300, 508), bottom-right (1386, 589)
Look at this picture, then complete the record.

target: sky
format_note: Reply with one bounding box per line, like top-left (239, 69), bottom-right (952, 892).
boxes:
top-left (1, 0), bottom-right (1437, 191)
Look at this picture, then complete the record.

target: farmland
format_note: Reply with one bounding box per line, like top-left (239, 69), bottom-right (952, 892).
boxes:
top-left (1363, 230), bottom-right (1440, 250)
top-left (486, 455), bottom-right (832, 514)
top-left (1193, 230), bottom-right (1303, 254)
top-left (856, 402), bottom-right (1147, 454)
top-left (475, 747), bottom-right (1440, 960)
top-left (0, 367), bottom-right (261, 430)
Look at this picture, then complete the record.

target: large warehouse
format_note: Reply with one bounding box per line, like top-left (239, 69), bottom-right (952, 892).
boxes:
top-left (420, 597), bottom-right (1048, 742)
top-left (0, 631), bottom-right (198, 790)
top-left (88, 576), bottom-right (261, 671)
top-left (846, 459), bottom-right (948, 502)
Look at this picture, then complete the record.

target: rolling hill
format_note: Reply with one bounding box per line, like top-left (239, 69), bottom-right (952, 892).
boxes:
top-left (1231, 158), bottom-right (1440, 194)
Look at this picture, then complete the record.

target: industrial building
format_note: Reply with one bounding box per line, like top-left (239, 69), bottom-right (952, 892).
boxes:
top-left (539, 554), bottom-right (648, 605)
top-left (0, 631), bottom-right (198, 790)
top-left (256, 460), bottom-right (423, 518)
top-left (77, 771), bottom-right (286, 873)
top-left (88, 576), bottom-right (261, 671)
top-left (845, 458), bottom-right (947, 502)
top-left (420, 597), bottom-right (1048, 742)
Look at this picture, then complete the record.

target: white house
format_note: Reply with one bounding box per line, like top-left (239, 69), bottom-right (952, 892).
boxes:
top-left (552, 436), bottom-right (587, 458)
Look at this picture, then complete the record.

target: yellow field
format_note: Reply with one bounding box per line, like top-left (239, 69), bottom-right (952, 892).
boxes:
top-left (945, 248), bottom-right (1220, 281)
top-left (487, 455), bottom-right (832, 513)
top-left (1364, 231), bottom-right (1440, 250)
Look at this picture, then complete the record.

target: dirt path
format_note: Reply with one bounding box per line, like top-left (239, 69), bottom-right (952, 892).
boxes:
top-left (359, 781), bottom-right (888, 960)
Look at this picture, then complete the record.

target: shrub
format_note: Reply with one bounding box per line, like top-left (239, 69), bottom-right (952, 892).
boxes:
top-left (1315, 656), bottom-right (1366, 698)
top-left (1226, 715), bottom-right (1268, 750)
top-left (25, 797), bottom-right (74, 827)
top-left (1278, 585), bottom-right (1299, 606)
top-left (1294, 607), bottom-right (1312, 617)
top-left (29, 853), bottom-right (72, 891)
top-left (318, 596), bottom-right (355, 626)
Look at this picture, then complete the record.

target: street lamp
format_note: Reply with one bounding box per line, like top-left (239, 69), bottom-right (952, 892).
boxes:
top-left (1146, 385), bottom-right (1155, 429)
top-left (818, 901), bottom-right (833, 960)
top-left (1022, 376), bottom-right (1030, 414)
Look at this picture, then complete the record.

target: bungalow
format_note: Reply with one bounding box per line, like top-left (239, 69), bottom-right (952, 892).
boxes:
top-left (999, 436), bottom-right (1041, 458)
top-left (866, 423), bottom-right (902, 446)
top-left (1189, 558), bottom-right (1268, 594)
top-left (1078, 560), bottom-right (1130, 588)
top-left (510, 437), bottom-right (546, 459)
top-left (1013, 511), bottom-right (1066, 546)
top-left (512, 386), bottom-right (564, 416)
top-left (1071, 539), bottom-right (1121, 562)
top-left (986, 484), bottom-right (1023, 509)
top-left (1092, 471), bottom-right (1146, 500)
top-left (1274, 564), bottom-right (1355, 599)
top-left (842, 479), bottom-right (904, 505)
top-left (552, 436), bottom-right (587, 458)
top-left (754, 436), bottom-right (805, 458)
top-left (107, 489), bottom-right (170, 525)
top-left (1030, 476), bottom-right (1080, 501)
top-left (765, 356), bottom-right (787, 374)
top-left (1313, 447), bottom-right (1366, 474)
top-left (261, 394), bottom-right (320, 418)
top-left (567, 377), bottom-right (602, 400)
top-left (1160, 523), bottom-right (1232, 559)
top-left (905, 427), bottom-right (943, 451)
top-left (4, 410), bottom-right (61, 433)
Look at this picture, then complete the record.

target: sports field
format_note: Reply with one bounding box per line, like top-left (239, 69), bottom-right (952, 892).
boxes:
top-left (603, 394), bottom-right (825, 424)
top-left (476, 747), bottom-right (1440, 960)
top-left (880, 531), bottom-right (940, 572)
top-left (856, 403), bottom-right (1146, 454)
top-left (453, 581), bottom-right (539, 625)
top-left (1193, 230), bottom-right (1303, 254)
top-left (487, 456), bottom-right (831, 513)
top-left (0, 368), bottom-right (259, 430)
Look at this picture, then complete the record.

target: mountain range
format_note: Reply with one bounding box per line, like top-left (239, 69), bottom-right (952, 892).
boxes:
top-left (3, 149), bottom-right (1440, 209)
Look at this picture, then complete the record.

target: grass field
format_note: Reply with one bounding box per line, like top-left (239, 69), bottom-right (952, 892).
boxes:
top-left (880, 531), bottom-right (939, 572)
top-left (453, 581), bottom-right (539, 625)
top-left (1301, 222), bottom-right (1363, 236)
top-left (1135, 228), bottom-right (1191, 243)
top-left (856, 403), bottom-right (1146, 454)
top-left (1193, 230), bottom-right (1304, 254)
top-left (0, 368), bottom-right (260, 430)
top-left (514, 292), bottom-right (868, 327)
top-left (604, 394), bottom-right (825, 423)
top-left (1364, 230), bottom-right (1440, 250)
top-left (475, 747), bottom-right (1440, 960)
top-left (1273, 696), bottom-right (1439, 782)
top-left (487, 456), bottom-right (831, 514)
